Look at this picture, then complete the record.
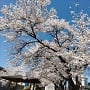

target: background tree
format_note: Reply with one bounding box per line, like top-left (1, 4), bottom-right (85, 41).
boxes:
top-left (0, 0), bottom-right (90, 90)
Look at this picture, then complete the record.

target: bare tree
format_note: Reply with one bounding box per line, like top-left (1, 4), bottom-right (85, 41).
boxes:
top-left (0, 0), bottom-right (90, 90)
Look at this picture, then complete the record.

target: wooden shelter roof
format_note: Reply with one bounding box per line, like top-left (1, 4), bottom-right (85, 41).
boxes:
top-left (1, 75), bottom-right (41, 83)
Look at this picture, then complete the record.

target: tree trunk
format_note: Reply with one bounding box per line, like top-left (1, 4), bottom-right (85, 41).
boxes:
top-left (55, 81), bottom-right (66, 90)
top-left (68, 75), bottom-right (80, 90)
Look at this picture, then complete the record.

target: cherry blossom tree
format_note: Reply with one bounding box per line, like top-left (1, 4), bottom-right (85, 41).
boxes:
top-left (0, 0), bottom-right (90, 90)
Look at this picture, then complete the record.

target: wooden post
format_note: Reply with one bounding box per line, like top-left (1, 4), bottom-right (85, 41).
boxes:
top-left (15, 82), bottom-right (17, 90)
top-left (7, 81), bottom-right (11, 90)
top-left (34, 84), bottom-right (37, 90)
top-left (31, 84), bottom-right (34, 90)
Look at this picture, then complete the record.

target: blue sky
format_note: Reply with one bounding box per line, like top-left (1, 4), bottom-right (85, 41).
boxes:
top-left (0, 0), bottom-right (16, 67)
top-left (0, 0), bottom-right (90, 81)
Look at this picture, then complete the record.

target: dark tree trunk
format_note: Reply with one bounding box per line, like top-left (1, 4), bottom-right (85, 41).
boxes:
top-left (55, 84), bottom-right (63, 90)
top-left (68, 75), bottom-right (81, 90)
top-left (55, 80), bottom-right (66, 90)
top-left (54, 75), bottom-right (81, 90)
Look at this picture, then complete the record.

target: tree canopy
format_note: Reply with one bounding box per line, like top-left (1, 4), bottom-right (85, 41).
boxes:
top-left (0, 0), bottom-right (90, 89)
